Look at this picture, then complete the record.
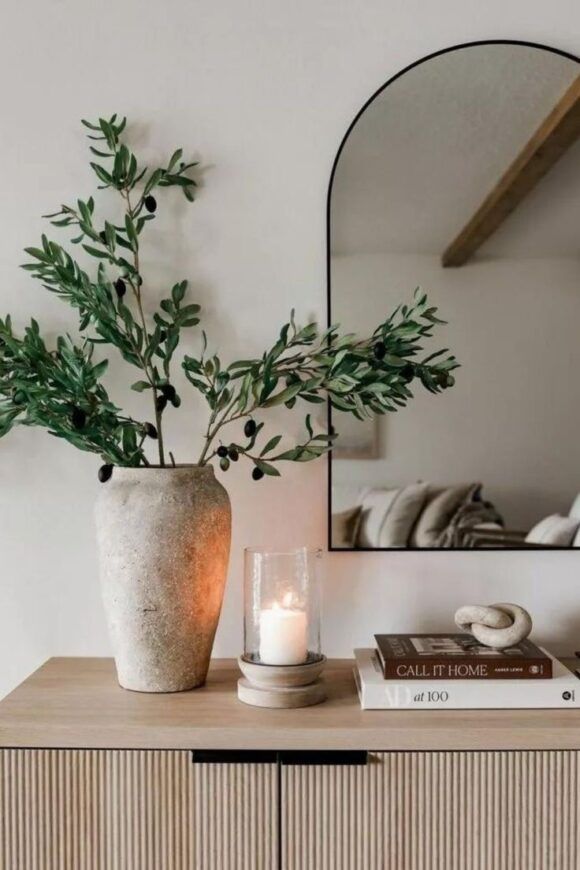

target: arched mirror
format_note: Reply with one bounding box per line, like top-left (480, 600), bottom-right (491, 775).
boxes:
top-left (328, 41), bottom-right (580, 550)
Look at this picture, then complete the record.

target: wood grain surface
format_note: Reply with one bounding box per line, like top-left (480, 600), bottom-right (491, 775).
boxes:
top-left (1, 657), bottom-right (580, 751)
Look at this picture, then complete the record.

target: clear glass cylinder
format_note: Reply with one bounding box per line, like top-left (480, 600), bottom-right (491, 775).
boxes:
top-left (243, 548), bottom-right (323, 666)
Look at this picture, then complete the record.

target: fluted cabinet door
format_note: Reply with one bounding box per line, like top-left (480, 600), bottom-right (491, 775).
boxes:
top-left (282, 750), bottom-right (580, 870)
top-left (0, 749), bottom-right (277, 870)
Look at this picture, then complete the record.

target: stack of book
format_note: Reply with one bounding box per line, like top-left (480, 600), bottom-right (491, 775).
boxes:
top-left (354, 633), bottom-right (579, 709)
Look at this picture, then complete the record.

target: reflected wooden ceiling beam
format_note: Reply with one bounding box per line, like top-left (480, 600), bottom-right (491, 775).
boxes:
top-left (442, 74), bottom-right (580, 267)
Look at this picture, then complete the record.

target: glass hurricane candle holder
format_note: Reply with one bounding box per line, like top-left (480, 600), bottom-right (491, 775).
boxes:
top-left (237, 548), bottom-right (326, 708)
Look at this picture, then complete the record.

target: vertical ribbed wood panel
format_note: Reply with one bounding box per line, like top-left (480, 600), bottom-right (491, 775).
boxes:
top-left (192, 759), bottom-right (277, 870)
top-left (0, 749), bottom-right (276, 870)
top-left (282, 751), bottom-right (580, 870)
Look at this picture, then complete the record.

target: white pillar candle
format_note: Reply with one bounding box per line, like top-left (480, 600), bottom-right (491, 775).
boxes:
top-left (259, 594), bottom-right (307, 665)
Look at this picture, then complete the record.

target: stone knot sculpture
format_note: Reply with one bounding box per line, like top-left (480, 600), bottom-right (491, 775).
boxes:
top-left (454, 603), bottom-right (532, 649)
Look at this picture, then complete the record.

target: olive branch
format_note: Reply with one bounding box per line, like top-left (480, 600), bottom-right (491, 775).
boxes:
top-left (0, 115), bottom-right (459, 481)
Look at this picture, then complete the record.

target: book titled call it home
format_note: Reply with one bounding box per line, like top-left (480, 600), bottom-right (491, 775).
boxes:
top-left (374, 633), bottom-right (552, 680)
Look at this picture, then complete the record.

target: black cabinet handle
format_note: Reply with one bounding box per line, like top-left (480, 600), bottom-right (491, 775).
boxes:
top-left (191, 749), bottom-right (368, 766)
top-left (279, 751), bottom-right (367, 766)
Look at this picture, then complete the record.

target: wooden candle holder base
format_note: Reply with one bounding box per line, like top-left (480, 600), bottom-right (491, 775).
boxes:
top-left (237, 655), bottom-right (327, 708)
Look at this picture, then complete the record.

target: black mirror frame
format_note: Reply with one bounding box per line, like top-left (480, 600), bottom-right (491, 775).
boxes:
top-left (326, 39), bottom-right (580, 552)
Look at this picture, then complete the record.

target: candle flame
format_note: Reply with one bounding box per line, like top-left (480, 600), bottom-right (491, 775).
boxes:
top-left (272, 601), bottom-right (280, 610)
top-left (282, 591), bottom-right (293, 608)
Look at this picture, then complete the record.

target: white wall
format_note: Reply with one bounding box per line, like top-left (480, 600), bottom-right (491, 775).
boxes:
top-left (2, 0), bottom-right (580, 699)
top-left (332, 252), bottom-right (580, 529)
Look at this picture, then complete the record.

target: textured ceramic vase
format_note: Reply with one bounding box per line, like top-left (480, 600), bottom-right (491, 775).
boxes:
top-left (95, 465), bottom-right (231, 693)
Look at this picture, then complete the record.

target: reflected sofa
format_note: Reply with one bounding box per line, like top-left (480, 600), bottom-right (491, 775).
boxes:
top-left (331, 482), bottom-right (501, 549)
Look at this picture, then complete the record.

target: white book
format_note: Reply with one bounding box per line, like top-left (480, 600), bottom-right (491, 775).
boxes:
top-left (354, 648), bottom-right (580, 710)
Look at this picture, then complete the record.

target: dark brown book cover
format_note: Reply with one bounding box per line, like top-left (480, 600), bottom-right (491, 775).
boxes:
top-left (374, 633), bottom-right (552, 679)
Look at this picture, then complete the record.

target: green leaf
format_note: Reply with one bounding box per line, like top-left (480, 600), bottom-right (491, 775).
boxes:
top-left (122, 426), bottom-right (137, 456)
top-left (104, 221), bottom-right (116, 250)
top-left (236, 372), bottom-right (253, 412)
top-left (82, 244), bottom-right (110, 259)
top-left (271, 448), bottom-right (300, 461)
top-left (92, 359), bottom-right (109, 379)
top-left (89, 146), bottom-right (112, 158)
top-left (383, 354), bottom-right (407, 367)
top-left (260, 434), bottom-right (282, 456)
top-left (301, 393), bottom-right (325, 404)
top-left (172, 280), bottom-right (187, 304)
top-left (144, 168), bottom-right (163, 195)
top-left (179, 302), bottom-right (200, 317)
top-left (125, 214), bottom-right (138, 248)
top-left (254, 459), bottom-right (280, 477)
top-left (24, 247), bottom-right (52, 263)
top-left (167, 148), bottom-right (183, 172)
top-left (78, 200), bottom-right (91, 223)
top-left (229, 359), bottom-right (257, 371)
top-left (261, 382), bottom-right (303, 408)
top-left (90, 163), bottom-right (113, 185)
top-left (131, 380), bottom-right (151, 392)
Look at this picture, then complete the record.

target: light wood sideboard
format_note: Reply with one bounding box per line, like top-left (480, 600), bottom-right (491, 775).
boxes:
top-left (1, 657), bottom-right (580, 869)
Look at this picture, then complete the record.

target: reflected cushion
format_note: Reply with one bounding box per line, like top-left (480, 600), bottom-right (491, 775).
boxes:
top-left (356, 488), bottom-right (401, 547)
top-left (377, 482), bottom-right (430, 547)
top-left (331, 484), bottom-right (370, 513)
top-left (568, 493), bottom-right (580, 521)
top-left (526, 514), bottom-right (580, 546)
top-left (410, 483), bottom-right (477, 547)
top-left (331, 506), bottom-right (363, 548)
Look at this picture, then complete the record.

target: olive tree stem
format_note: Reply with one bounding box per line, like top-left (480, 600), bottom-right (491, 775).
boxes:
top-left (122, 187), bottom-right (166, 466)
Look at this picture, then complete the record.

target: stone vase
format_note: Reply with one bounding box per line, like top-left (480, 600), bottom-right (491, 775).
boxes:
top-left (95, 465), bottom-right (231, 693)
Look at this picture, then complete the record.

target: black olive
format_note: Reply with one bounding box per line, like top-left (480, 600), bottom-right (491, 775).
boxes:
top-left (161, 384), bottom-right (176, 402)
top-left (400, 364), bottom-right (415, 383)
top-left (217, 445), bottom-right (228, 458)
top-left (114, 278), bottom-right (126, 298)
top-left (244, 419), bottom-right (257, 438)
top-left (144, 422), bottom-right (158, 439)
top-left (228, 447), bottom-right (239, 462)
top-left (252, 467), bottom-right (264, 481)
top-left (71, 407), bottom-right (86, 430)
top-left (98, 464), bottom-right (113, 483)
top-left (373, 342), bottom-right (386, 360)
top-left (12, 390), bottom-right (26, 405)
top-left (219, 457), bottom-right (230, 472)
top-left (435, 371), bottom-right (450, 388)
top-left (144, 195), bottom-right (157, 213)
top-left (156, 394), bottom-right (168, 413)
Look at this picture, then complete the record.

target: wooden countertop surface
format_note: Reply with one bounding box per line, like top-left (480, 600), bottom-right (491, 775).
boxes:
top-left (1, 657), bottom-right (580, 752)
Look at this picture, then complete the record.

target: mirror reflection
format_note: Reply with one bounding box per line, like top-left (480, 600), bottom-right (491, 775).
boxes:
top-left (330, 42), bottom-right (580, 549)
